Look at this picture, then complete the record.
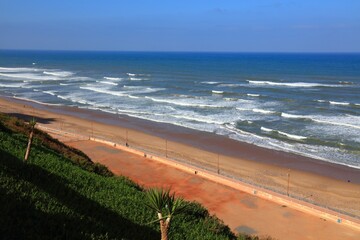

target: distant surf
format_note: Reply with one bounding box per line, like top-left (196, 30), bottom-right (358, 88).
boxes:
top-left (1, 51), bottom-right (359, 169)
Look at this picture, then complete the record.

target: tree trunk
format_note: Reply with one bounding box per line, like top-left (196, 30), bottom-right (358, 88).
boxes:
top-left (160, 220), bottom-right (169, 240)
top-left (24, 127), bottom-right (34, 162)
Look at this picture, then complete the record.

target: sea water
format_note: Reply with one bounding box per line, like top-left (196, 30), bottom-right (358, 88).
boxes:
top-left (0, 50), bottom-right (359, 168)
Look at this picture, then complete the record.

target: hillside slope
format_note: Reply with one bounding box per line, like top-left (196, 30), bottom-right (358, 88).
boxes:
top-left (0, 113), bottom-right (237, 240)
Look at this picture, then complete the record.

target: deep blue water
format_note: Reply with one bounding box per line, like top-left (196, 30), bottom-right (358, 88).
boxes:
top-left (1, 50), bottom-right (359, 167)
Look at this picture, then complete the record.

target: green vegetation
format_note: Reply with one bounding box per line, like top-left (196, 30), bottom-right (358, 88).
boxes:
top-left (0, 113), bottom-right (235, 239)
top-left (0, 112), bottom-right (272, 239)
top-left (145, 188), bottom-right (190, 240)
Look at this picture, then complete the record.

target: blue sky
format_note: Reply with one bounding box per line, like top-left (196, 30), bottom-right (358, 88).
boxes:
top-left (0, 0), bottom-right (359, 52)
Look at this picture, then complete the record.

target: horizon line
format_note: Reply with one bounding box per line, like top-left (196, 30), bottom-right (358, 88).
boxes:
top-left (1, 48), bottom-right (360, 54)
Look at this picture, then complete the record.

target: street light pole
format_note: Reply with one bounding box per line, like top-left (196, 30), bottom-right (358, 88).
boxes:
top-left (165, 139), bottom-right (168, 158)
top-left (287, 169), bottom-right (291, 196)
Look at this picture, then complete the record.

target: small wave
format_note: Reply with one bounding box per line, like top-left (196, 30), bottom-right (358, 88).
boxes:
top-left (125, 87), bottom-right (165, 94)
top-left (224, 123), bottom-right (265, 140)
top-left (130, 77), bottom-right (146, 81)
top-left (317, 99), bottom-right (327, 103)
top-left (218, 83), bottom-right (243, 87)
top-left (0, 72), bottom-right (60, 81)
top-left (329, 101), bottom-right (350, 106)
top-left (247, 93), bottom-right (260, 97)
top-left (212, 90), bottom-right (223, 94)
top-left (12, 96), bottom-right (62, 106)
top-left (97, 81), bottom-right (118, 86)
top-left (247, 80), bottom-right (341, 88)
top-left (339, 81), bottom-right (353, 85)
top-left (0, 67), bottom-right (37, 72)
top-left (253, 109), bottom-right (276, 114)
top-left (59, 83), bottom-right (71, 86)
top-left (32, 63), bottom-right (36, 65)
top-left (281, 113), bottom-right (307, 119)
top-left (145, 96), bottom-right (221, 108)
top-left (312, 118), bottom-right (360, 130)
top-left (202, 81), bottom-right (219, 85)
top-left (128, 95), bottom-right (140, 99)
top-left (43, 71), bottom-right (73, 77)
top-left (224, 98), bottom-right (238, 101)
top-left (43, 90), bottom-right (56, 96)
top-left (56, 94), bottom-right (92, 105)
top-left (236, 107), bottom-right (251, 111)
top-left (171, 114), bottom-right (224, 125)
top-left (127, 73), bottom-right (136, 76)
top-left (80, 86), bottom-right (126, 97)
top-left (278, 131), bottom-right (307, 140)
top-left (260, 127), bottom-right (273, 132)
top-left (104, 77), bottom-right (123, 81)
top-left (0, 83), bottom-right (25, 88)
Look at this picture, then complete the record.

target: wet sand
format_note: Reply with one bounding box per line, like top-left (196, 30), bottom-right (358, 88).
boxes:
top-left (1, 96), bottom-right (360, 220)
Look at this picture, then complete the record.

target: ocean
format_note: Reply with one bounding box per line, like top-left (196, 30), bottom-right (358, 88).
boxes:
top-left (0, 50), bottom-right (359, 168)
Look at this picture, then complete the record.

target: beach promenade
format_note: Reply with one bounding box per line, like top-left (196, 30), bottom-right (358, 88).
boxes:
top-left (1, 97), bottom-right (360, 239)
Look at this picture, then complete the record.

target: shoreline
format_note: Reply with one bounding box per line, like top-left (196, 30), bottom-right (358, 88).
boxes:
top-left (6, 95), bottom-right (360, 181)
top-left (1, 95), bottom-right (360, 218)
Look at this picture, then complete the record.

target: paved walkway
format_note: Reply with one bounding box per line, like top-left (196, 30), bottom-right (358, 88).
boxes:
top-left (67, 140), bottom-right (359, 240)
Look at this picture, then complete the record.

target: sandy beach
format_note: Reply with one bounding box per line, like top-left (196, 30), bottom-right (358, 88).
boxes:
top-left (1, 96), bottom-right (360, 222)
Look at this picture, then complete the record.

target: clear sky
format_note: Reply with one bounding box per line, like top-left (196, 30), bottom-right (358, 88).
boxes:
top-left (0, 0), bottom-right (359, 52)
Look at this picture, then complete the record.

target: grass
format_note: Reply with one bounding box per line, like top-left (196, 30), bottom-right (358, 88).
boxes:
top-left (0, 113), bottom-right (239, 239)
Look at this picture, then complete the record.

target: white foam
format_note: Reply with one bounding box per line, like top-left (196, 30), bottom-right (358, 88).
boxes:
top-left (329, 101), bottom-right (350, 106)
top-left (97, 81), bottom-right (118, 86)
top-left (260, 127), bottom-right (273, 132)
top-left (317, 99), bottom-right (327, 103)
top-left (0, 67), bottom-right (37, 72)
top-left (218, 83), bottom-right (243, 87)
top-left (145, 96), bottom-right (221, 108)
top-left (212, 90), bottom-right (223, 94)
top-left (127, 73), bottom-right (136, 76)
top-left (311, 118), bottom-right (360, 130)
top-left (247, 93), bottom-right (260, 97)
top-left (224, 98), bottom-right (238, 101)
top-left (128, 95), bottom-right (140, 99)
top-left (0, 72), bottom-right (60, 81)
top-left (224, 123), bottom-right (264, 139)
top-left (0, 83), bottom-right (25, 88)
top-left (80, 86), bottom-right (126, 97)
top-left (12, 96), bottom-right (62, 106)
top-left (43, 71), bottom-right (74, 77)
top-left (32, 63), bottom-right (36, 65)
top-left (253, 108), bottom-right (276, 114)
top-left (202, 81), bottom-right (219, 84)
top-left (124, 86), bottom-right (165, 94)
top-left (281, 113), bottom-right (307, 119)
top-left (59, 83), bottom-right (71, 86)
top-left (130, 77), bottom-right (146, 81)
top-left (247, 80), bottom-right (341, 88)
top-left (236, 107), bottom-right (251, 111)
top-left (43, 90), bottom-right (56, 96)
top-left (278, 131), bottom-right (307, 140)
top-left (104, 77), bottom-right (123, 81)
top-left (171, 114), bottom-right (224, 125)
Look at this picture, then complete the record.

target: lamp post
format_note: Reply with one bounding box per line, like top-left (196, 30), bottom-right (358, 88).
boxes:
top-left (125, 129), bottom-right (128, 146)
top-left (165, 139), bottom-right (168, 158)
top-left (287, 169), bottom-right (291, 196)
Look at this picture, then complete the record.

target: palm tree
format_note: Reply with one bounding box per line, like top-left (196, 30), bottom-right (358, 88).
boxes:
top-left (145, 188), bottom-right (188, 240)
top-left (24, 118), bottom-right (36, 162)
